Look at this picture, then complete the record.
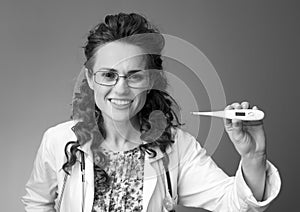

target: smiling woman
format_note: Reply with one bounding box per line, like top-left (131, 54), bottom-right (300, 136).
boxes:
top-left (21, 12), bottom-right (281, 212)
top-left (85, 42), bottom-right (150, 123)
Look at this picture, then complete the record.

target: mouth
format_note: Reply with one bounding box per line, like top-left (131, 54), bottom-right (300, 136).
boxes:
top-left (108, 98), bottom-right (133, 107)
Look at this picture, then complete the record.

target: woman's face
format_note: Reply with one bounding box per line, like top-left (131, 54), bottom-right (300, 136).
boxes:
top-left (86, 41), bottom-right (149, 123)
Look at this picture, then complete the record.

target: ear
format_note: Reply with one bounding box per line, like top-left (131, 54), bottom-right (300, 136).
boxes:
top-left (85, 68), bottom-right (94, 90)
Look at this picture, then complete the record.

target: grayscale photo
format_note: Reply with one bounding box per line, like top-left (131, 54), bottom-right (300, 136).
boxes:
top-left (1, 0), bottom-right (298, 211)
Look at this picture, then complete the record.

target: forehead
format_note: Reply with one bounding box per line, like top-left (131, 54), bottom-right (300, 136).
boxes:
top-left (92, 41), bottom-right (147, 72)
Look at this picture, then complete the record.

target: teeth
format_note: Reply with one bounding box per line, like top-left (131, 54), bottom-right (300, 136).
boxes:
top-left (110, 99), bottom-right (131, 105)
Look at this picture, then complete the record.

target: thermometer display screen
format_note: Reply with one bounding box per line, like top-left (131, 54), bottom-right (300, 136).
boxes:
top-left (235, 112), bottom-right (246, 116)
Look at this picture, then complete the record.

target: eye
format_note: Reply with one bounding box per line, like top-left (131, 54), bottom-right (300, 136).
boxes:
top-left (128, 71), bottom-right (148, 81)
top-left (129, 73), bottom-right (144, 80)
top-left (102, 71), bottom-right (117, 80)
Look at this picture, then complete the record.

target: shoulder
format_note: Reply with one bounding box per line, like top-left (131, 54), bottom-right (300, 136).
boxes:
top-left (46, 120), bottom-right (77, 138)
top-left (171, 127), bottom-right (199, 147)
top-left (170, 127), bottom-right (204, 157)
top-left (41, 120), bottom-right (78, 153)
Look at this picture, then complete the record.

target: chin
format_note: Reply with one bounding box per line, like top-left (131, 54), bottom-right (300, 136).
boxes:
top-left (107, 111), bottom-right (137, 122)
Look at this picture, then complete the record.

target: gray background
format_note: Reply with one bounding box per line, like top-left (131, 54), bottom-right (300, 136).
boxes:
top-left (1, 0), bottom-right (299, 211)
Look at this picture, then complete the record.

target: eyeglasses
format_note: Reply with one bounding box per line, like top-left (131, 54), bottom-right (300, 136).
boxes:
top-left (93, 70), bottom-right (151, 88)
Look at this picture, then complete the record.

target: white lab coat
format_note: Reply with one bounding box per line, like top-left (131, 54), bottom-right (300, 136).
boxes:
top-left (22, 120), bottom-right (281, 212)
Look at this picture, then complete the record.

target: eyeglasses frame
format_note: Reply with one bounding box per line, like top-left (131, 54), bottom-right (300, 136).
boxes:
top-left (92, 69), bottom-right (151, 89)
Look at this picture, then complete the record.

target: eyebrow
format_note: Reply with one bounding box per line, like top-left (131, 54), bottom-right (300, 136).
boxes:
top-left (98, 68), bottom-right (143, 74)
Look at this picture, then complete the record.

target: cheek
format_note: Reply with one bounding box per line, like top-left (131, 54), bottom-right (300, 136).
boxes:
top-left (134, 91), bottom-right (148, 111)
top-left (93, 87), bottom-right (109, 109)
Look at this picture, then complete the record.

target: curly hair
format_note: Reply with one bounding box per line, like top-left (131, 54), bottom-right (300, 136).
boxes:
top-left (62, 12), bottom-right (182, 194)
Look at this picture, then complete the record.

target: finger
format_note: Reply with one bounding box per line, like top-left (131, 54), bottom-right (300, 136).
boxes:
top-left (224, 104), bottom-right (233, 110)
top-left (232, 118), bottom-right (242, 129)
top-left (252, 105), bottom-right (258, 110)
top-left (231, 119), bottom-right (244, 141)
top-left (231, 118), bottom-right (244, 141)
top-left (241, 101), bottom-right (249, 109)
top-left (224, 118), bottom-right (231, 127)
top-left (231, 102), bottom-right (241, 109)
top-left (224, 105), bottom-right (233, 126)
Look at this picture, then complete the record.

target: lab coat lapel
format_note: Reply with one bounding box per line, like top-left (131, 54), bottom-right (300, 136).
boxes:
top-left (83, 151), bottom-right (94, 212)
top-left (78, 142), bottom-right (95, 212)
top-left (142, 145), bottom-right (173, 212)
top-left (142, 153), bottom-right (158, 212)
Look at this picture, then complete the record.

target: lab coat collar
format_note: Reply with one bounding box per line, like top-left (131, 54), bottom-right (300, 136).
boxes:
top-left (76, 130), bottom-right (174, 164)
top-left (146, 144), bottom-right (173, 163)
top-left (73, 118), bottom-right (175, 163)
top-left (77, 139), bottom-right (173, 163)
top-left (77, 141), bottom-right (92, 156)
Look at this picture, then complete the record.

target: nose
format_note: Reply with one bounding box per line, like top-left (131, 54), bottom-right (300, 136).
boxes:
top-left (113, 76), bottom-right (130, 94)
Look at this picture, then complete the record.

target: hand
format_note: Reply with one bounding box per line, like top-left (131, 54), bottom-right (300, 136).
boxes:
top-left (223, 101), bottom-right (266, 158)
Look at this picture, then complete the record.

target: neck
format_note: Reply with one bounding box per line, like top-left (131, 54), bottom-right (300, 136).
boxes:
top-left (102, 115), bottom-right (142, 151)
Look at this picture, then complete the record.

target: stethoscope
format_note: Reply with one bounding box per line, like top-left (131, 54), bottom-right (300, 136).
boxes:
top-left (58, 150), bottom-right (176, 212)
top-left (162, 153), bottom-right (176, 212)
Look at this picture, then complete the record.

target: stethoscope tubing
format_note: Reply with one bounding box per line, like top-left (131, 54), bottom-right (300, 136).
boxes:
top-left (80, 151), bottom-right (85, 212)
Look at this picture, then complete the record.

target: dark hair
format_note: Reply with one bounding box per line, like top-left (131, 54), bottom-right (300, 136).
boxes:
top-left (62, 12), bottom-right (182, 194)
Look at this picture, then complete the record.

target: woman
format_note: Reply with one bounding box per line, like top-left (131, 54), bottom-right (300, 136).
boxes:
top-left (22, 13), bottom-right (281, 212)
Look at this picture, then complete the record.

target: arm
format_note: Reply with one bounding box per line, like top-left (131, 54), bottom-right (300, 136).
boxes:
top-left (224, 102), bottom-right (268, 201)
top-left (241, 154), bottom-right (266, 201)
top-left (176, 128), bottom-right (281, 212)
top-left (21, 129), bottom-right (58, 212)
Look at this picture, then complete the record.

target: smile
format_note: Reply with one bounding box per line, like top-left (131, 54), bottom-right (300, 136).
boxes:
top-left (109, 98), bottom-right (133, 106)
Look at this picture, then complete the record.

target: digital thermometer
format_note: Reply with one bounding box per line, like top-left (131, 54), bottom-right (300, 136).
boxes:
top-left (191, 109), bottom-right (265, 121)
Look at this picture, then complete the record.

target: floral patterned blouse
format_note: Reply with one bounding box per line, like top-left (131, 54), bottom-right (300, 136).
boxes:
top-left (92, 146), bottom-right (145, 212)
